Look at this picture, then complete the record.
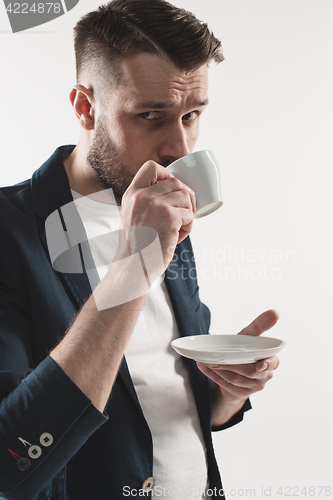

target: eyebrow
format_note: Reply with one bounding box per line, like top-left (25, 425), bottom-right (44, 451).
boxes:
top-left (133, 99), bottom-right (209, 110)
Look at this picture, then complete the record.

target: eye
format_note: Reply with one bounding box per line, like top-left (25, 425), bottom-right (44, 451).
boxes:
top-left (140, 111), bottom-right (161, 120)
top-left (182, 111), bottom-right (199, 121)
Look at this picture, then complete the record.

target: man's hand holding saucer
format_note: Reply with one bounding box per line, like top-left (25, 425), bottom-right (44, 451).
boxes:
top-left (196, 309), bottom-right (280, 425)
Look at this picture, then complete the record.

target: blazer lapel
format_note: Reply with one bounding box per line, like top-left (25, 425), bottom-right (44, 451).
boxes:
top-left (31, 145), bottom-right (97, 308)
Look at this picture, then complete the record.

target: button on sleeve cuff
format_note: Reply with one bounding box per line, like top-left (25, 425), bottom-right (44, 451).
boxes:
top-left (0, 355), bottom-right (108, 499)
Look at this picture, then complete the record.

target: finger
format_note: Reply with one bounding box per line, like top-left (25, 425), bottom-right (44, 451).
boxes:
top-left (175, 207), bottom-right (195, 229)
top-left (197, 362), bottom-right (275, 399)
top-left (238, 309), bottom-right (280, 337)
top-left (255, 355), bottom-right (280, 373)
top-left (204, 365), bottom-right (262, 389)
top-left (132, 160), bottom-right (173, 188)
top-left (160, 189), bottom-right (193, 210)
top-left (197, 363), bottom-right (255, 399)
top-left (149, 177), bottom-right (196, 213)
top-left (206, 362), bottom-right (261, 378)
top-left (178, 221), bottom-right (193, 243)
top-left (202, 355), bottom-right (280, 378)
top-left (219, 371), bottom-right (271, 391)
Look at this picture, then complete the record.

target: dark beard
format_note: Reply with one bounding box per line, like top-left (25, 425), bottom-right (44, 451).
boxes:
top-left (86, 118), bottom-right (135, 204)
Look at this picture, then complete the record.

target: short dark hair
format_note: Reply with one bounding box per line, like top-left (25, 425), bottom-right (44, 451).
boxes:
top-left (74, 0), bottom-right (223, 89)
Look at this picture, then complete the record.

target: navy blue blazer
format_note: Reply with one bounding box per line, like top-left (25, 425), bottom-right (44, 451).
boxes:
top-left (0, 146), bottom-right (250, 500)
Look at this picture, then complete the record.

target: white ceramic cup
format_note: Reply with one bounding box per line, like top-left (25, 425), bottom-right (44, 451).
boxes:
top-left (166, 150), bottom-right (223, 219)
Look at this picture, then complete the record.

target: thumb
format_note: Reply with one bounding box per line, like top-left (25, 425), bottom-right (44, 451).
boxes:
top-left (238, 309), bottom-right (279, 336)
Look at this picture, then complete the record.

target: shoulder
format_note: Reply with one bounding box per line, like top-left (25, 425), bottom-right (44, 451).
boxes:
top-left (0, 178), bottom-right (32, 215)
top-left (0, 144), bottom-right (75, 226)
top-left (0, 179), bottom-right (34, 240)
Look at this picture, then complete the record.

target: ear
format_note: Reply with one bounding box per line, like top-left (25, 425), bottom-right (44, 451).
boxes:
top-left (69, 85), bottom-right (95, 131)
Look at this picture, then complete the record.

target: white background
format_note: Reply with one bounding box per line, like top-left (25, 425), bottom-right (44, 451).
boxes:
top-left (1, 1), bottom-right (332, 498)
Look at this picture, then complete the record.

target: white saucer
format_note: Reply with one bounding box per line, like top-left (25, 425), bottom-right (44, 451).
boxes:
top-left (171, 334), bottom-right (286, 365)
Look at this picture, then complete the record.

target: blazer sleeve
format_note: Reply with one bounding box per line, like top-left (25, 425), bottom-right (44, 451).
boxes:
top-left (0, 241), bottom-right (107, 499)
top-left (211, 399), bottom-right (252, 432)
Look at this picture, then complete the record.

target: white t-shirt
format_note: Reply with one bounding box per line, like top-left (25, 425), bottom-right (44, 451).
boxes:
top-left (71, 190), bottom-right (208, 499)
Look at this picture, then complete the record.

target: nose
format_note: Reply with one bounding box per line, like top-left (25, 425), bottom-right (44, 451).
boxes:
top-left (158, 121), bottom-right (192, 166)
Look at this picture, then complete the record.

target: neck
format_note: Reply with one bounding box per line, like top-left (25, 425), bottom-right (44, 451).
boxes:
top-left (64, 143), bottom-right (102, 196)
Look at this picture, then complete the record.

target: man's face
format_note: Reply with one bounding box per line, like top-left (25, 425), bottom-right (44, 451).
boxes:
top-left (87, 52), bottom-right (209, 203)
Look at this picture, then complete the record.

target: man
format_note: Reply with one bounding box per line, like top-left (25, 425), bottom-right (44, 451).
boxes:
top-left (0, 1), bottom-right (279, 499)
